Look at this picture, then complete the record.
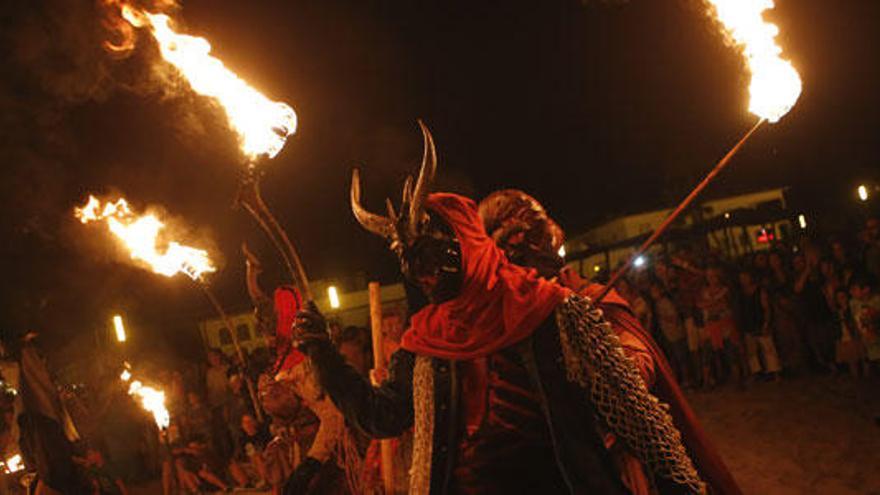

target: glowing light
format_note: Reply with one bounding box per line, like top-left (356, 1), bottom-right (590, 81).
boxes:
top-left (724, 212), bottom-right (731, 219)
top-left (120, 369), bottom-right (132, 382)
top-left (797, 214), bottom-right (807, 230)
top-left (113, 314), bottom-right (127, 342)
top-left (634, 256), bottom-right (647, 268)
top-left (128, 380), bottom-right (170, 429)
top-left (858, 184), bottom-right (869, 202)
top-left (119, 5), bottom-right (296, 160)
top-left (2, 454), bottom-right (24, 474)
top-left (558, 245), bottom-right (566, 258)
top-left (75, 195), bottom-right (215, 280)
top-left (593, 264), bottom-right (602, 273)
top-left (706, 0), bottom-right (802, 122)
top-left (328, 286), bottom-right (341, 309)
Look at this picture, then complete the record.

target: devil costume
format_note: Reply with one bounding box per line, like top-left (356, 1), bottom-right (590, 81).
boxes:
top-left (478, 189), bottom-right (741, 495)
top-left (294, 123), bottom-right (707, 494)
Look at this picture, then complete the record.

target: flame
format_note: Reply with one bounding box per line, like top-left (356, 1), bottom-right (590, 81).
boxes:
top-left (706, 0), bottom-right (801, 123)
top-left (128, 380), bottom-right (170, 429)
top-left (118, 4), bottom-right (296, 160)
top-left (75, 195), bottom-right (215, 280)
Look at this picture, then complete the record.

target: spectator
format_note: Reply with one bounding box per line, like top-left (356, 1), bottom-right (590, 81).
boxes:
top-left (649, 280), bottom-right (690, 386)
top-left (794, 248), bottom-right (836, 372)
top-left (862, 218), bottom-right (880, 279)
top-left (698, 267), bottom-right (744, 387)
top-left (832, 288), bottom-right (867, 377)
top-left (77, 447), bottom-right (130, 495)
top-left (337, 326), bottom-right (372, 377)
top-left (738, 269), bottom-right (782, 380)
top-left (204, 350), bottom-right (234, 468)
top-left (767, 250), bottom-right (805, 372)
top-left (849, 272), bottom-right (880, 370)
top-left (173, 434), bottom-right (229, 492)
top-left (229, 413), bottom-right (271, 489)
top-left (617, 277), bottom-right (653, 332)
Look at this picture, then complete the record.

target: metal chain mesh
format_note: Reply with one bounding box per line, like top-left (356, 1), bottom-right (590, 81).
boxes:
top-left (556, 294), bottom-right (707, 494)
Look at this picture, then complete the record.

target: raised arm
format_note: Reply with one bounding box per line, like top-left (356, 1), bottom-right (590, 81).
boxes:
top-left (294, 303), bottom-right (414, 438)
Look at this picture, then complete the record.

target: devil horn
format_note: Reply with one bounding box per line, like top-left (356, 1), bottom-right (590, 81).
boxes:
top-left (351, 168), bottom-right (394, 238)
top-left (408, 120), bottom-right (437, 236)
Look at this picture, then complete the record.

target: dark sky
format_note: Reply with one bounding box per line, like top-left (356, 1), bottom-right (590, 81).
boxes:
top-left (0, 0), bottom-right (877, 360)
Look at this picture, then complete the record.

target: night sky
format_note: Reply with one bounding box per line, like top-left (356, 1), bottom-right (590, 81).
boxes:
top-left (0, 0), bottom-right (877, 362)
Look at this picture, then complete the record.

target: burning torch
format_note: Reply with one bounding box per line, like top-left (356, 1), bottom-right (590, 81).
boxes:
top-left (107, 2), bottom-right (312, 301)
top-left (75, 195), bottom-right (265, 422)
top-left (597, 0), bottom-right (802, 301)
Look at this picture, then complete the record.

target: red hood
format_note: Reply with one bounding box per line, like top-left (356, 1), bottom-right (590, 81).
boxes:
top-left (400, 193), bottom-right (569, 360)
top-left (274, 286), bottom-right (305, 370)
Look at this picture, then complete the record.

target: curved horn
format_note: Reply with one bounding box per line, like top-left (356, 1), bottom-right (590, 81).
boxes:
top-left (351, 168), bottom-right (394, 238)
top-left (408, 120), bottom-right (437, 236)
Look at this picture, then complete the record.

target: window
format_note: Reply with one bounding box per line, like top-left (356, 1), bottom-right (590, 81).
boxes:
top-left (219, 327), bottom-right (232, 346)
top-left (236, 324), bottom-right (251, 342)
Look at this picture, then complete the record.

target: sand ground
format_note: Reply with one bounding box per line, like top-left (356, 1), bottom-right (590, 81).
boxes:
top-left (687, 374), bottom-right (880, 495)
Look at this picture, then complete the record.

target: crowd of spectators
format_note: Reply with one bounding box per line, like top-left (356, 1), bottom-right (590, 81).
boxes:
top-left (610, 217), bottom-right (880, 389)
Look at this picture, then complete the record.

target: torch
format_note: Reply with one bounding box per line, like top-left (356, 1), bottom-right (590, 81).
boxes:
top-left (75, 195), bottom-right (265, 422)
top-left (596, 0), bottom-right (802, 302)
top-left (108, 3), bottom-right (312, 300)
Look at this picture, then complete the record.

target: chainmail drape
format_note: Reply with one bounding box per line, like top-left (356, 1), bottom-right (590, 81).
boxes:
top-left (556, 294), bottom-right (706, 494)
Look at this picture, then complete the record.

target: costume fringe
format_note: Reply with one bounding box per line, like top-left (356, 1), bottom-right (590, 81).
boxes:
top-left (409, 356), bottom-right (434, 495)
top-left (556, 294), bottom-right (706, 494)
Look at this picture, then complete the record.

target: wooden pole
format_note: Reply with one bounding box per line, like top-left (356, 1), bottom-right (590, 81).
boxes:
top-left (368, 282), bottom-right (395, 494)
top-left (596, 118), bottom-right (765, 302)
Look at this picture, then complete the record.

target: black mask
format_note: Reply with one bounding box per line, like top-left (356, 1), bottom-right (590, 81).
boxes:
top-left (400, 213), bottom-right (462, 304)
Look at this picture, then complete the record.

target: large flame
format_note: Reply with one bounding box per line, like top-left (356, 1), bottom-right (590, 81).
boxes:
top-left (119, 4), bottom-right (297, 160)
top-left (75, 195), bottom-right (215, 280)
top-left (128, 379), bottom-right (170, 429)
top-left (706, 0), bottom-right (801, 123)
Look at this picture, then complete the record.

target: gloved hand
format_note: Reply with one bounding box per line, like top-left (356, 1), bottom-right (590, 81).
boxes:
top-left (292, 301), bottom-right (330, 350)
top-left (283, 456), bottom-right (322, 494)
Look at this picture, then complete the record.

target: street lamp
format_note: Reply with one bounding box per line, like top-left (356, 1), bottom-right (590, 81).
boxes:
top-left (113, 314), bottom-right (126, 343)
top-left (858, 184), bottom-right (869, 202)
top-left (328, 286), bottom-right (341, 309)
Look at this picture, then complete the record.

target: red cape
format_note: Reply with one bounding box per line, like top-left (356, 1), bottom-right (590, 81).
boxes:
top-left (401, 193), bottom-right (569, 360)
top-left (581, 283), bottom-right (742, 495)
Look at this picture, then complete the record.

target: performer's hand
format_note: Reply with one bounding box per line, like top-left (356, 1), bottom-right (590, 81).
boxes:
top-left (292, 301), bottom-right (330, 349)
top-left (370, 367), bottom-right (389, 385)
top-left (283, 456), bottom-right (321, 494)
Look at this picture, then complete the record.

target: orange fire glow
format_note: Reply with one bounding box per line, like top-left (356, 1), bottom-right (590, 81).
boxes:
top-left (128, 379), bottom-right (170, 429)
top-left (706, 0), bottom-right (802, 123)
top-left (117, 4), bottom-right (297, 161)
top-left (75, 195), bottom-right (215, 280)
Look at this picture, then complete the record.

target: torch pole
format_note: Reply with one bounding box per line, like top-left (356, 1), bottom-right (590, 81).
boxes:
top-left (238, 171), bottom-right (313, 301)
top-left (595, 118), bottom-right (765, 303)
top-left (197, 280), bottom-right (265, 423)
top-left (368, 282), bottom-right (395, 494)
